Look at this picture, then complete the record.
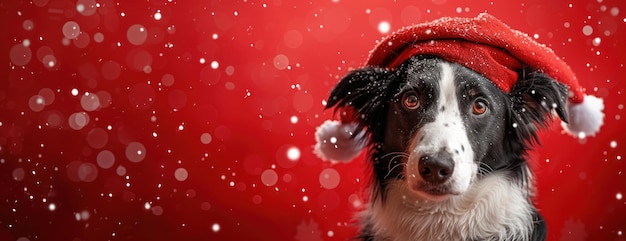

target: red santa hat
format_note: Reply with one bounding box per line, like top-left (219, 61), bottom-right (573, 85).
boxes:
top-left (314, 13), bottom-right (604, 162)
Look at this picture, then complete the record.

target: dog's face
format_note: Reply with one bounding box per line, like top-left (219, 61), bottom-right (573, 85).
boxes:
top-left (390, 58), bottom-right (510, 201)
top-left (326, 56), bottom-right (567, 201)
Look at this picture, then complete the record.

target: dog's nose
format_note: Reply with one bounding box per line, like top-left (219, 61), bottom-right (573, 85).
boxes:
top-left (418, 154), bottom-right (454, 184)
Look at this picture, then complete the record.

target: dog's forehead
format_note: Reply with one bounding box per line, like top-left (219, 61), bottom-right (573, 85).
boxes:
top-left (403, 58), bottom-right (443, 84)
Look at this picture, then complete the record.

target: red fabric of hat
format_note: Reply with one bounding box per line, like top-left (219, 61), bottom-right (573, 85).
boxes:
top-left (367, 13), bottom-right (584, 103)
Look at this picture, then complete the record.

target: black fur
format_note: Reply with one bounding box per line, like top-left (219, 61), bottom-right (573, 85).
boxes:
top-left (325, 56), bottom-right (567, 241)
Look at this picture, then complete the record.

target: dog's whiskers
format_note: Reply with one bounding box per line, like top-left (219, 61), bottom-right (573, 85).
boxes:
top-left (381, 151), bottom-right (409, 160)
top-left (381, 152), bottom-right (409, 179)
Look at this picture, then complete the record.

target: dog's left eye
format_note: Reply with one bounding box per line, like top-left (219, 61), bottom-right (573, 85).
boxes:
top-left (403, 94), bottom-right (420, 110)
top-left (472, 98), bottom-right (489, 115)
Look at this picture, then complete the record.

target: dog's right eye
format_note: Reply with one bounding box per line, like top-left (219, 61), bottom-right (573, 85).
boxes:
top-left (403, 94), bottom-right (420, 110)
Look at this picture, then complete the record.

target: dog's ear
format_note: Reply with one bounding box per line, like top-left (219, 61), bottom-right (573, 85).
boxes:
top-left (325, 66), bottom-right (393, 139)
top-left (508, 70), bottom-right (568, 145)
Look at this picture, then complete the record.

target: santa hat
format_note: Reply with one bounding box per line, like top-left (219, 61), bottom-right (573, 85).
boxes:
top-left (314, 13), bottom-right (604, 162)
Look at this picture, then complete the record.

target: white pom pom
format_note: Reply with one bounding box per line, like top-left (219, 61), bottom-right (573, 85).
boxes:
top-left (313, 120), bottom-right (367, 162)
top-left (561, 95), bottom-right (605, 139)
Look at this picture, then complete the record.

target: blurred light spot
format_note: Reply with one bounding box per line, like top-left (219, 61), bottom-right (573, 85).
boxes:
top-left (349, 193), bottom-right (363, 208)
top-left (592, 37), bottom-right (601, 46)
top-left (97, 150), bottom-right (115, 169)
top-left (127, 49), bottom-right (153, 72)
top-left (225, 66), bottom-right (235, 76)
top-left (48, 203), bottom-right (56, 211)
top-left (378, 21), bottom-right (390, 34)
top-left (261, 169), bottom-right (278, 186)
top-left (200, 133), bottom-right (212, 144)
top-left (76, 0), bottom-right (97, 16)
top-left (282, 173), bottom-right (292, 183)
top-left (116, 165), bottom-right (127, 176)
top-left (273, 54), bottom-right (289, 70)
top-left (224, 81), bottom-right (235, 90)
top-left (80, 92), bottom-right (100, 111)
top-left (10, 44), bottom-right (32, 66)
top-left (127, 24), bottom-right (148, 45)
top-left (610, 141), bottom-right (617, 148)
top-left (212, 223), bottom-right (220, 232)
top-left (76, 210), bottom-right (90, 221)
top-left (12, 168), bottom-right (25, 181)
top-left (78, 163), bottom-right (98, 182)
top-left (96, 91), bottom-right (112, 108)
top-left (86, 128), bottom-right (108, 149)
top-left (42, 55), bottom-right (56, 68)
top-left (174, 168), bottom-right (189, 181)
top-left (287, 147), bottom-right (301, 161)
top-left (319, 168), bottom-right (340, 189)
top-left (94, 32), bottom-right (104, 43)
top-left (582, 25), bottom-right (593, 36)
top-left (23, 19), bottom-right (34, 30)
top-left (252, 195), bottom-right (262, 204)
top-left (125, 142), bottom-right (146, 163)
top-left (611, 7), bottom-right (619, 16)
top-left (28, 95), bottom-right (45, 112)
top-left (161, 74), bottom-right (175, 86)
top-left (290, 115), bottom-right (298, 124)
top-left (45, 112), bottom-right (63, 128)
top-left (199, 58), bottom-right (206, 64)
top-left (200, 202), bottom-right (211, 211)
top-left (71, 88), bottom-right (79, 96)
top-left (154, 11), bottom-right (162, 20)
top-left (211, 61), bottom-right (219, 69)
top-left (62, 21), bottom-right (81, 39)
top-left (72, 32), bottom-right (90, 48)
top-left (38, 88), bottom-right (55, 106)
top-left (283, 30), bottom-right (303, 48)
top-left (617, 193), bottom-right (623, 200)
top-left (68, 112), bottom-right (90, 130)
top-left (151, 206), bottom-right (163, 216)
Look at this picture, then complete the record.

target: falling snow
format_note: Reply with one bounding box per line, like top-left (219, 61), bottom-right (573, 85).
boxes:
top-left (0, 1), bottom-right (624, 240)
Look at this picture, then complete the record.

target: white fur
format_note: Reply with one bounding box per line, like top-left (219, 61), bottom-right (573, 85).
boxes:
top-left (561, 95), bottom-right (604, 138)
top-left (405, 63), bottom-right (476, 199)
top-left (314, 120), bottom-right (366, 162)
top-left (366, 172), bottom-right (534, 241)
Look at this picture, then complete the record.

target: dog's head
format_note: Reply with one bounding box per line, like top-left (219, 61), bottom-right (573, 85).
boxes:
top-left (325, 55), bottom-right (568, 201)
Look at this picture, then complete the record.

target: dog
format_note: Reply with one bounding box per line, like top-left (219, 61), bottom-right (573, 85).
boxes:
top-left (323, 55), bottom-right (569, 241)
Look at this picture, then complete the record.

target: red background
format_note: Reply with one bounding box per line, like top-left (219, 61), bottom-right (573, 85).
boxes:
top-left (1, 0), bottom-right (625, 240)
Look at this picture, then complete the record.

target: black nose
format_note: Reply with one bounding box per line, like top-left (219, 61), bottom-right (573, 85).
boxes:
top-left (418, 154), bottom-right (454, 184)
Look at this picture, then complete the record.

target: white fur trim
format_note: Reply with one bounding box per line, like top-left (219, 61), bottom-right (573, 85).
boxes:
top-left (313, 120), bottom-right (366, 162)
top-left (561, 95), bottom-right (605, 138)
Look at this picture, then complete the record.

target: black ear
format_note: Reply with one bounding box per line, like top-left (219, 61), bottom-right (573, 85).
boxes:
top-left (325, 66), bottom-right (393, 141)
top-left (508, 70), bottom-right (568, 145)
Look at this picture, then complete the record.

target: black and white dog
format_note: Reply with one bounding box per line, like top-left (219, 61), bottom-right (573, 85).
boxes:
top-left (324, 55), bottom-right (568, 241)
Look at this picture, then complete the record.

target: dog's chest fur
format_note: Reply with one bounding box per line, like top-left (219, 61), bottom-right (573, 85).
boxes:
top-left (365, 172), bottom-right (533, 241)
